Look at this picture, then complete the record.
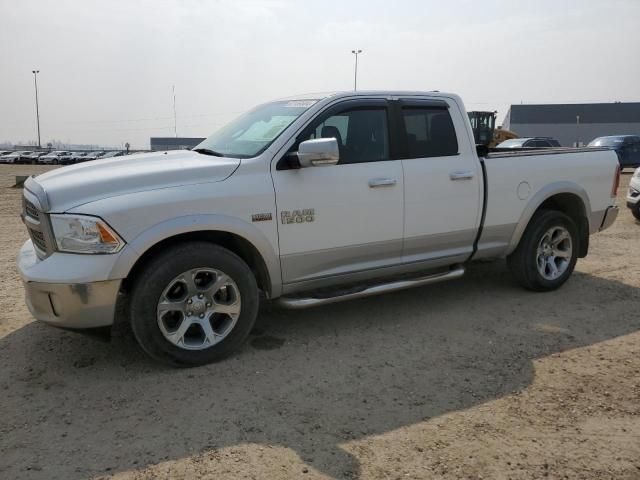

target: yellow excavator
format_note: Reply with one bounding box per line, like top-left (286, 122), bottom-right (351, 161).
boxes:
top-left (468, 111), bottom-right (519, 147)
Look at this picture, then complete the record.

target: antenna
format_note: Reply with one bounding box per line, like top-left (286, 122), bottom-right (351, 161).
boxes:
top-left (172, 85), bottom-right (177, 137)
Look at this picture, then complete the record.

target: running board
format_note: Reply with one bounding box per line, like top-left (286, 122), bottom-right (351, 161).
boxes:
top-left (276, 265), bottom-right (465, 309)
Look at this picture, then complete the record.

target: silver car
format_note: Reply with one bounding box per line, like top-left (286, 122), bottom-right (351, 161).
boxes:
top-left (39, 151), bottom-right (72, 165)
top-left (2, 151), bottom-right (32, 164)
top-left (21, 151), bottom-right (48, 164)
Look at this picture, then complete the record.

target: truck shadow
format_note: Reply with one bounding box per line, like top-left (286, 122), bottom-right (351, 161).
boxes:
top-left (1, 261), bottom-right (639, 479)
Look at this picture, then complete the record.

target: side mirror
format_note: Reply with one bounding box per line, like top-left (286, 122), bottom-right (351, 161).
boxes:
top-left (297, 138), bottom-right (339, 167)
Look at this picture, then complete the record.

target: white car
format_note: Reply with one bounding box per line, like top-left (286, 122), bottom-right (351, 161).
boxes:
top-left (83, 151), bottom-right (105, 162)
top-left (18, 90), bottom-right (620, 366)
top-left (3, 151), bottom-right (32, 164)
top-left (627, 167), bottom-right (640, 220)
top-left (39, 151), bottom-right (73, 165)
top-left (21, 151), bottom-right (47, 164)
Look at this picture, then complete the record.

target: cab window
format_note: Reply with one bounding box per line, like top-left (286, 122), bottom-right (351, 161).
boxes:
top-left (401, 108), bottom-right (458, 158)
top-left (300, 108), bottom-right (389, 164)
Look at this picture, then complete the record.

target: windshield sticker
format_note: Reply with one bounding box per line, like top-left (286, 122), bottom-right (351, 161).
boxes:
top-left (284, 100), bottom-right (318, 108)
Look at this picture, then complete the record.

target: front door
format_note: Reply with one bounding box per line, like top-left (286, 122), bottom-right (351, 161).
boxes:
top-left (272, 99), bottom-right (404, 286)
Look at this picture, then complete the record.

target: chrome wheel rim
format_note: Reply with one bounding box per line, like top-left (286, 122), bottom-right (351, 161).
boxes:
top-left (536, 226), bottom-right (572, 281)
top-left (156, 268), bottom-right (241, 350)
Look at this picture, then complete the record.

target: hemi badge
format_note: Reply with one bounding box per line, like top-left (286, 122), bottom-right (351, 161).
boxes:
top-left (251, 213), bottom-right (272, 222)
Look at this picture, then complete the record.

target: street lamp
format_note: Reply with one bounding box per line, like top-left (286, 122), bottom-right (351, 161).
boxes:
top-left (32, 70), bottom-right (41, 149)
top-left (351, 49), bottom-right (363, 91)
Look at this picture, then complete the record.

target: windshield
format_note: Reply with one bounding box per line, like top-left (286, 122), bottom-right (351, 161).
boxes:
top-left (497, 139), bottom-right (526, 148)
top-left (588, 137), bottom-right (625, 147)
top-left (194, 99), bottom-right (318, 158)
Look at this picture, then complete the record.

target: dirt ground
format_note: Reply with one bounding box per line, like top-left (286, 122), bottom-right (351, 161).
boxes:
top-left (0, 164), bottom-right (639, 480)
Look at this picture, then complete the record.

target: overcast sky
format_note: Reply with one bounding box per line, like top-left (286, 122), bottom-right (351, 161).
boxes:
top-left (1, 0), bottom-right (639, 148)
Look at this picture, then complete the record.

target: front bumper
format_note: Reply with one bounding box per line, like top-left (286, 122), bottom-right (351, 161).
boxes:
top-left (599, 205), bottom-right (619, 231)
top-left (23, 279), bottom-right (121, 328)
top-left (18, 240), bottom-right (122, 328)
top-left (627, 185), bottom-right (639, 207)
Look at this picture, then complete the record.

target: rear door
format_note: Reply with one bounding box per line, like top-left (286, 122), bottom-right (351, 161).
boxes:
top-left (397, 98), bottom-right (483, 267)
top-left (272, 99), bottom-right (404, 286)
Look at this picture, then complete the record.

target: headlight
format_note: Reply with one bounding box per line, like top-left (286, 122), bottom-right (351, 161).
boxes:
top-left (50, 214), bottom-right (124, 254)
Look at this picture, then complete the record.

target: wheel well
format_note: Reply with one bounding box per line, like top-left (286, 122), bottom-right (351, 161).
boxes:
top-left (120, 231), bottom-right (272, 297)
top-left (536, 193), bottom-right (589, 257)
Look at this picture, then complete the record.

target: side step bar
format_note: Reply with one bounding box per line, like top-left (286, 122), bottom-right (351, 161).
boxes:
top-left (276, 265), bottom-right (465, 310)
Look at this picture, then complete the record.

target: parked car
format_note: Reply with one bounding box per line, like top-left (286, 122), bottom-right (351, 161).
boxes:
top-left (59, 154), bottom-right (77, 165)
top-left (588, 135), bottom-right (640, 169)
top-left (3, 151), bottom-right (32, 164)
top-left (69, 152), bottom-right (89, 163)
top-left (39, 151), bottom-right (73, 165)
top-left (496, 137), bottom-right (561, 149)
top-left (627, 167), bottom-right (640, 220)
top-left (83, 151), bottom-right (106, 162)
top-left (99, 150), bottom-right (125, 159)
top-left (0, 150), bottom-right (13, 159)
top-left (21, 151), bottom-right (48, 164)
top-left (18, 90), bottom-right (620, 366)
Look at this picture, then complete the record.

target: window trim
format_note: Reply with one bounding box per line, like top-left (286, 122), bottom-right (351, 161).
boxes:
top-left (394, 100), bottom-right (460, 160)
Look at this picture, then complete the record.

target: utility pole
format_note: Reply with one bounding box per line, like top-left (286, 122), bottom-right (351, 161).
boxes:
top-left (351, 49), bottom-right (362, 91)
top-left (32, 70), bottom-right (41, 148)
top-left (576, 115), bottom-right (580, 147)
top-left (172, 85), bottom-right (178, 137)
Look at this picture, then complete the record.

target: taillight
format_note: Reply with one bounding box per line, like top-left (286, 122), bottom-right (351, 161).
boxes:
top-left (611, 163), bottom-right (620, 197)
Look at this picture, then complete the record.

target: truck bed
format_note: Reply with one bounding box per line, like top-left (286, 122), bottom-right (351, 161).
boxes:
top-left (486, 146), bottom-right (611, 158)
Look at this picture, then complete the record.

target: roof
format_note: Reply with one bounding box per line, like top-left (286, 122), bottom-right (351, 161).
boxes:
top-left (280, 90), bottom-right (455, 101)
top-left (593, 135), bottom-right (639, 139)
top-left (508, 102), bottom-right (640, 124)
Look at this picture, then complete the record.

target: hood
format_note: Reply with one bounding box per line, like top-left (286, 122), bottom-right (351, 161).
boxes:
top-left (33, 150), bottom-right (240, 212)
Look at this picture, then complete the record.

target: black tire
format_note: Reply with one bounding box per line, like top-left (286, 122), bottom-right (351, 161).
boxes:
top-left (53, 159), bottom-right (58, 165)
top-left (129, 242), bottom-right (259, 367)
top-left (632, 205), bottom-right (640, 221)
top-left (507, 210), bottom-right (578, 291)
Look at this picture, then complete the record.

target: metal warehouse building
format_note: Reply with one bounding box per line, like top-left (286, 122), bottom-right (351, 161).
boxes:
top-left (502, 102), bottom-right (640, 147)
top-left (150, 137), bottom-right (205, 151)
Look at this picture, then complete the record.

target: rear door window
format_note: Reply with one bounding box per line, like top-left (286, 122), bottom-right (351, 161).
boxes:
top-left (401, 108), bottom-right (458, 158)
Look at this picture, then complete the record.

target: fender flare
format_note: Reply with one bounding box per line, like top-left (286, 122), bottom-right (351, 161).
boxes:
top-left (108, 214), bottom-right (283, 297)
top-left (506, 181), bottom-right (591, 255)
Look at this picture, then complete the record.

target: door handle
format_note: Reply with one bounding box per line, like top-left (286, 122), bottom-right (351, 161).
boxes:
top-left (449, 171), bottom-right (474, 181)
top-left (368, 178), bottom-right (397, 188)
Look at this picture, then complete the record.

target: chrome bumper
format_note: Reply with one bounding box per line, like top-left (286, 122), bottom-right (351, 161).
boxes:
top-left (599, 205), bottom-right (619, 231)
top-left (23, 279), bottom-right (121, 328)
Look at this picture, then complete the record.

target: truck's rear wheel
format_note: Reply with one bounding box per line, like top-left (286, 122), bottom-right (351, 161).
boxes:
top-left (507, 210), bottom-right (578, 291)
top-left (129, 242), bottom-right (259, 366)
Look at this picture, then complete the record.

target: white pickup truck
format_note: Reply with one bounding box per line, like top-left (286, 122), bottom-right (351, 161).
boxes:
top-left (18, 91), bottom-right (620, 366)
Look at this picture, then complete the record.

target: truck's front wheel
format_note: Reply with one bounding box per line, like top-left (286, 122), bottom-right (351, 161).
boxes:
top-left (129, 242), bottom-right (259, 366)
top-left (507, 210), bottom-right (578, 291)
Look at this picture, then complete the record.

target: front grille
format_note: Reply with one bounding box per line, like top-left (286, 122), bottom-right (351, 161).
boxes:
top-left (29, 228), bottom-right (47, 252)
top-left (24, 199), bottom-right (40, 220)
top-left (23, 192), bottom-right (51, 258)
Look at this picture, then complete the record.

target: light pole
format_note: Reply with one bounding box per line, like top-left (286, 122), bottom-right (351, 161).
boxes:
top-left (32, 70), bottom-right (41, 148)
top-left (576, 115), bottom-right (580, 147)
top-left (351, 49), bottom-right (362, 91)
top-left (172, 85), bottom-right (177, 138)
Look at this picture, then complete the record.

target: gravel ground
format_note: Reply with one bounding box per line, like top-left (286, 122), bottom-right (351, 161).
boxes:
top-left (0, 164), bottom-right (639, 480)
